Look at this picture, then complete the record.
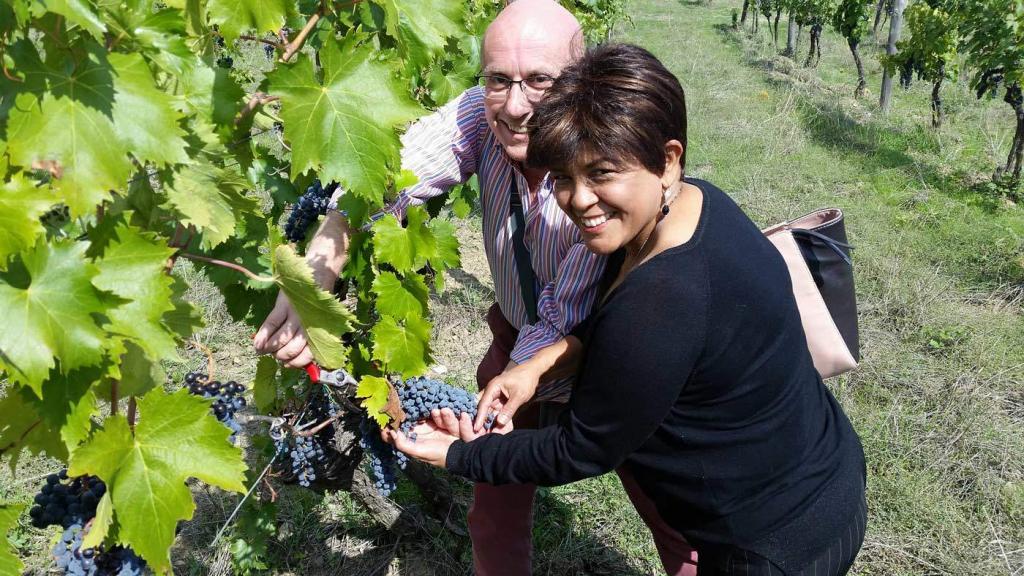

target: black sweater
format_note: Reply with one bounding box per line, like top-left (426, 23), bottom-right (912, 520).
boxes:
top-left (447, 180), bottom-right (865, 570)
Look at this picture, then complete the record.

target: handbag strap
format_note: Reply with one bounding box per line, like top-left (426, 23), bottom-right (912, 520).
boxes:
top-left (791, 228), bottom-right (854, 266)
top-left (508, 178), bottom-right (539, 324)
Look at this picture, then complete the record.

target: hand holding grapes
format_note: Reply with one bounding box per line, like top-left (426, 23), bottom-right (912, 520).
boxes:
top-left (385, 408), bottom-right (513, 468)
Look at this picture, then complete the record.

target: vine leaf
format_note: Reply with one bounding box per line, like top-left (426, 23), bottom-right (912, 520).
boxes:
top-left (0, 503), bottom-right (24, 576)
top-left (109, 53), bottom-right (189, 167)
top-left (207, 0), bottom-right (293, 43)
top-left (253, 356), bottom-right (279, 413)
top-left (272, 245), bottom-right (355, 369)
top-left (376, 0), bottom-right (464, 68)
top-left (427, 218), bottom-right (461, 291)
top-left (265, 37), bottom-right (422, 205)
top-left (370, 314), bottom-right (432, 378)
top-left (163, 160), bottom-right (258, 249)
top-left (371, 208), bottom-right (437, 274)
top-left (92, 225), bottom-right (179, 361)
top-left (356, 376), bottom-right (402, 428)
top-left (68, 388), bottom-right (247, 575)
top-left (372, 271), bottom-right (428, 323)
top-left (0, 241), bottom-right (109, 393)
top-left (6, 90), bottom-right (129, 218)
top-left (39, 0), bottom-right (106, 39)
top-left (173, 64), bottom-right (245, 130)
top-left (0, 172), bottom-right (57, 269)
top-left (0, 389), bottom-right (68, 469)
top-left (81, 492), bottom-right (113, 549)
top-left (106, 6), bottom-right (194, 76)
top-left (98, 340), bottom-right (166, 398)
top-left (36, 366), bottom-right (101, 456)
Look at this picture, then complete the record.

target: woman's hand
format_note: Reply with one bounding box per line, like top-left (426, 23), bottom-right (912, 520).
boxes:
top-left (385, 409), bottom-right (513, 468)
top-left (475, 362), bottom-right (542, 431)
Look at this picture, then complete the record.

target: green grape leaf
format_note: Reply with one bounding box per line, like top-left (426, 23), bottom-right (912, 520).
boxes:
top-left (164, 276), bottom-right (205, 340)
top-left (341, 230), bottom-right (375, 290)
top-left (208, 0), bottom-right (292, 42)
top-left (272, 245), bottom-right (355, 369)
top-left (92, 225), bottom-right (179, 361)
top-left (0, 172), bottom-right (57, 268)
top-left (174, 64), bottom-right (244, 129)
top-left (97, 340), bottom-right (165, 398)
top-left (6, 91), bottom-right (128, 217)
top-left (164, 160), bottom-right (258, 249)
top-left (370, 208), bottom-right (436, 273)
top-left (107, 6), bottom-right (194, 76)
top-left (428, 217), bottom-right (460, 271)
top-left (109, 53), bottom-right (189, 167)
top-left (81, 492), bottom-right (113, 549)
top-left (355, 375), bottom-right (393, 428)
top-left (0, 241), bottom-right (109, 393)
top-left (0, 503), bottom-right (24, 576)
top-left (35, 366), bottom-right (100, 455)
top-left (376, 0), bottom-right (464, 67)
top-left (266, 37), bottom-right (422, 203)
top-left (0, 388), bottom-right (68, 469)
top-left (39, 0), bottom-right (106, 39)
top-left (370, 314), bottom-right (432, 378)
top-left (372, 271), bottom-right (428, 322)
top-left (253, 356), bottom-right (278, 413)
top-left (68, 388), bottom-right (247, 574)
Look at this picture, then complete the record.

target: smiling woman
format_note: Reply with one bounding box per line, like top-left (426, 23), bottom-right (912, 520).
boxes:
top-left (388, 43), bottom-right (868, 576)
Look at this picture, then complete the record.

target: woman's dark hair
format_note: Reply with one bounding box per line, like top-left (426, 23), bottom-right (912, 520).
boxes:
top-left (527, 43), bottom-right (687, 177)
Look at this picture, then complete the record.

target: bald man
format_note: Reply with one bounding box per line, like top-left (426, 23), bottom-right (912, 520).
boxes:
top-left (254, 2), bottom-right (697, 574)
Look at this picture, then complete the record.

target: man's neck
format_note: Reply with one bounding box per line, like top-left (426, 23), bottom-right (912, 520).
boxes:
top-left (522, 166), bottom-right (547, 195)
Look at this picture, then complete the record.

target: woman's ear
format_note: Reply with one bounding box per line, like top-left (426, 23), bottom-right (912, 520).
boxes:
top-left (661, 139), bottom-right (685, 187)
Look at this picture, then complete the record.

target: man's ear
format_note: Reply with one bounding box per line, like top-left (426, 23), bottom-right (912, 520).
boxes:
top-left (661, 139), bottom-right (685, 186)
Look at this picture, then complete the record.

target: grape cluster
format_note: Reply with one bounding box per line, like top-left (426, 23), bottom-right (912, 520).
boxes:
top-left (271, 388), bottom-right (337, 487)
top-left (29, 472), bottom-right (104, 529)
top-left (358, 418), bottom-right (402, 497)
top-left (53, 523), bottom-right (146, 576)
top-left (32, 472), bottom-right (148, 575)
top-left (284, 179), bottom-right (338, 243)
top-left (184, 372), bottom-right (246, 442)
top-left (264, 43), bottom-right (275, 61)
top-left (216, 55), bottom-right (233, 69)
top-left (360, 377), bottom-right (495, 496)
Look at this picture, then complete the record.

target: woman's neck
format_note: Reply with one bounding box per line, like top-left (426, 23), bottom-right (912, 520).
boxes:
top-left (624, 181), bottom-right (703, 267)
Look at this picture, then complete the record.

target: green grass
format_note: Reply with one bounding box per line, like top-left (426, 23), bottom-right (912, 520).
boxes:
top-left (4, 1), bottom-right (1024, 574)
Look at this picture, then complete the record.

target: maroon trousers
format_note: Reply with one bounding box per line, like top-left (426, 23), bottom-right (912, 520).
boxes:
top-left (470, 303), bottom-right (698, 576)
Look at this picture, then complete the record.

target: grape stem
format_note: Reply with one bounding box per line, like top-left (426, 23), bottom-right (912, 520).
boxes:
top-left (178, 252), bottom-right (276, 283)
top-left (236, 92), bottom-right (280, 126)
top-left (280, 11), bottom-right (322, 62)
top-left (127, 397), bottom-right (137, 431)
top-left (110, 380), bottom-right (119, 416)
top-left (236, 34), bottom-right (284, 48)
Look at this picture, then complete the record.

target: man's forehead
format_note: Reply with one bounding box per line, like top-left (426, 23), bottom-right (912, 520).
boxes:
top-left (481, 35), bottom-right (573, 74)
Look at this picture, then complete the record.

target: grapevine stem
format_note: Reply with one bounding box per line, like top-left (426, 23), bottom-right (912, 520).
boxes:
top-left (110, 380), bottom-right (119, 416)
top-left (178, 252), bottom-right (276, 283)
top-left (236, 92), bottom-right (280, 126)
top-left (1, 51), bottom-right (21, 82)
top-left (189, 339), bottom-right (217, 382)
top-left (127, 397), bottom-right (137, 431)
top-left (280, 12), bottom-right (321, 62)
top-left (236, 34), bottom-right (285, 48)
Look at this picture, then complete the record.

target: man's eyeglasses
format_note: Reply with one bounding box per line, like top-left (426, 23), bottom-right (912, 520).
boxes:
top-left (476, 74), bottom-right (556, 101)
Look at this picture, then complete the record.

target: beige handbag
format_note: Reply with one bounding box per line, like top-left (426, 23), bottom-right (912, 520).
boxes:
top-left (763, 209), bottom-right (859, 379)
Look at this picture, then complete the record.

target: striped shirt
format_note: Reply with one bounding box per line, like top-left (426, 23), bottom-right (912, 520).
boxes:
top-left (371, 87), bottom-right (606, 398)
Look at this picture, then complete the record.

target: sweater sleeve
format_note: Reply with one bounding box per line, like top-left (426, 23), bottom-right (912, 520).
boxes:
top-left (447, 263), bottom-right (708, 486)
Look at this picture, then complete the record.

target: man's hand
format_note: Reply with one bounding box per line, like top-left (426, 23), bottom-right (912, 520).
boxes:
top-left (253, 210), bottom-right (351, 368)
top-left (253, 292), bottom-right (314, 368)
top-left (474, 361), bottom-right (541, 431)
